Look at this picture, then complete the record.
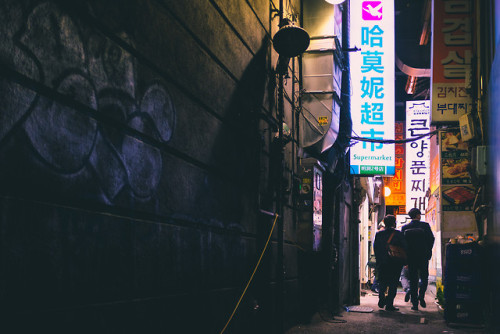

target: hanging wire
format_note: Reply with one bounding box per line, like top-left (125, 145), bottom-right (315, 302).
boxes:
top-left (294, 90), bottom-right (452, 146)
top-left (348, 127), bottom-right (459, 145)
top-left (219, 214), bottom-right (279, 334)
top-left (285, 0), bottom-right (298, 23)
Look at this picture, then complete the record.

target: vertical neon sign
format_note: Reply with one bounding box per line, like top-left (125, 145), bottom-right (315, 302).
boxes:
top-left (350, 0), bottom-right (395, 176)
top-left (406, 100), bottom-right (431, 212)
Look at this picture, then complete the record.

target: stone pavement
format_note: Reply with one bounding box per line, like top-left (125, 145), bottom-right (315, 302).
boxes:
top-left (286, 284), bottom-right (487, 334)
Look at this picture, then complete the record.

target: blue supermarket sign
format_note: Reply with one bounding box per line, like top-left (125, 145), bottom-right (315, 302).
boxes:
top-left (350, 0), bottom-right (395, 176)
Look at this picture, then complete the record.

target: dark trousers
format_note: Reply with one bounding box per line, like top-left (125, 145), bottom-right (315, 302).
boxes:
top-left (408, 258), bottom-right (429, 305)
top-left (378, 263), bottom-right (403, 307)
top-left (400, 266), bottom-right (410, 292)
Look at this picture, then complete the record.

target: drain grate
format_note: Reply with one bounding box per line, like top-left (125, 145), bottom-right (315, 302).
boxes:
top-left (345, 306), bottom-right (374, 313)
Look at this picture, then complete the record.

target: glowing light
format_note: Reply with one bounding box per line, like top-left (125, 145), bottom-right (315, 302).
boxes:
top-left (349, 0), bottom-right (395, 176)
top-left (405, 101), bottom-right (430, 213)
top-left (384, 186), bottom-right (391, 197)
top-left (325, 0), bottom-right (346, 4)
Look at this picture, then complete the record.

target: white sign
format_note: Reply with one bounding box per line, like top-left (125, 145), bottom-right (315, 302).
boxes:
top-left (406, 100), bottom-right (431, 213)
top-left (349, 0), bottom-right (395, 176)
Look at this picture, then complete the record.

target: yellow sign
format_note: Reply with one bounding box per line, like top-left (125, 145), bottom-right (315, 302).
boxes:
top-left (318, 116), bottom-right (328, 125)
top-left (385, 193), bottom-right (406, 206)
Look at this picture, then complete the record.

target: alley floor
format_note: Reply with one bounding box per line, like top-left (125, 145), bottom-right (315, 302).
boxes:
top-left (286, 284), bottom-right (487, 334)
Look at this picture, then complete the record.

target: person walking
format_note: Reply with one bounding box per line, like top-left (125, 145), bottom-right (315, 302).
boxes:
top-left (401, 208), bottom-right (435, 311)
top-left (400, 265), bottom-right (411, 302)
top-left (371, 222), bottom-right (385, 293)
top-left (374, 215), bottom-right (407, 311)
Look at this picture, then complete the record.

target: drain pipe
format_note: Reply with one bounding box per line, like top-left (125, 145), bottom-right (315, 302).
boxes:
top-left (275, 0), bottom-right (285, 332)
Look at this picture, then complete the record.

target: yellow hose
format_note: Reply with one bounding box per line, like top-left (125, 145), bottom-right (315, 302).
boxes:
top-left (219, 214), bottom-right (279, 334)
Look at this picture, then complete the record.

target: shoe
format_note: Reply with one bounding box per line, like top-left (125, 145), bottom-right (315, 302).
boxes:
top-left (419, 298), bottom-right (426, 308)
top-left (404, 291), bottom-right (410, 302)
top-left (378, 298), bottom-right (386, 308)
top-left (385, 305), bottom-right (399, 311)
top-left (411, 305), bottom-right (418, 311)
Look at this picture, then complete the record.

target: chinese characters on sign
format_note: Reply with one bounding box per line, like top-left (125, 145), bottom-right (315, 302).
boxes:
top-left (350, 0), bottom-right (395, 176)
top-left (431, 0), bottom-right (473, 123)
top-left (406, 101), bottom-right (431, 213)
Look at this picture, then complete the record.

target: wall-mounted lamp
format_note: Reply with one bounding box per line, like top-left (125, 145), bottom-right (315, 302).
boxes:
top-left (273, 18), bottom-right (310, 75)
top-left (324, 0), bottom-right (346, 4)
top-left (273, 19), bottom-right (310, 58)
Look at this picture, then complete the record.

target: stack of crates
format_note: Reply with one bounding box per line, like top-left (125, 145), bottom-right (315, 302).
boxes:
top-left (444, 242), bottom-right (484, 325)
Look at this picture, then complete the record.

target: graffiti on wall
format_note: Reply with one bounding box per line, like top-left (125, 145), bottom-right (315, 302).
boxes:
top-left (0, 1), bottom-right (176, 203)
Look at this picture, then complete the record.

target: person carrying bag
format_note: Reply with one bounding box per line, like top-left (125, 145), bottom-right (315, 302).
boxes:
top-left (374, 215), bottom-right (408, 311)
top-left (387, 230), bottom-right (408, 264)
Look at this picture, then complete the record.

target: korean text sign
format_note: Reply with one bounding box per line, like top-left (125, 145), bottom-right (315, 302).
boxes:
top-left (431, 0), bottom-right (473, 123)
top-left (406, 101), bottom-right (431, 213)
top-left (384, 121), bottom-right (405, 205)
top-left (350, 0), bottom-right (395, 176)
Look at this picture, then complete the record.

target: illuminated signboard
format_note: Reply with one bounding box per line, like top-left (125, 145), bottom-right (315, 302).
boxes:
top-left (349, 0), bottom-right (395, 176)
top-left (406, 101), bottom-right (431, 213)
top-left (313, 165), bottom-right (323, 251)
top-left (384, 121), bottom-right (405, 206)
top-left (431, 0), bottom-right (473, 123)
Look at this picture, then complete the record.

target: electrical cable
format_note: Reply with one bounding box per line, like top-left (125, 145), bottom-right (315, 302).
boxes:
top-left (348, 127), bottom-right (459, 145)
top-left (219, 214), bottom-right (279, 334)
top-left (295, 86), bottom-right (455, 147)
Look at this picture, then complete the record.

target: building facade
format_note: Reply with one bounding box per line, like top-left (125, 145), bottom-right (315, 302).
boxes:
top-left (0, 0), bottom-right (356, 333)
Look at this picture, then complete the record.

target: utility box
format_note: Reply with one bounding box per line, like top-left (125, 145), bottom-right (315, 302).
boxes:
top-left (444, 243), bottom-right (485, 325)
top-left (474, 146), bottom-right (488, 176)
top-left (459, 113), bottom-right (475, 141)
top-left (297, 158), bottom-right (325, 252)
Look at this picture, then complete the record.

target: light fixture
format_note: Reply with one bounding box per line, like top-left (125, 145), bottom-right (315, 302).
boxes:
top-left (384, 186), bottom-right (392, 197)
top-left (272, 19), bottom-right (310, 58)
top-left (324, 0), bottom-right (345, 4)
top-left (272, 18), bottom-right (310, 75)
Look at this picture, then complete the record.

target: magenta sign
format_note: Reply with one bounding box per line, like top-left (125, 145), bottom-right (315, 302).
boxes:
top-left (362, 1), bottom-right (383, 21)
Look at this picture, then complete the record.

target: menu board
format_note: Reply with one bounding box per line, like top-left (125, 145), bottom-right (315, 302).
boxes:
top-left (440, 130), bottom-right (473, 211)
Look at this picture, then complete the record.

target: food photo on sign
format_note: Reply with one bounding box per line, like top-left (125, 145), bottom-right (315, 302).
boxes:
top-left (441, 131), bottom-right (468, 152)
top-left (441, 185), bottom-right (475, 211)
top-left (442, 158), bottom-right (471, 182)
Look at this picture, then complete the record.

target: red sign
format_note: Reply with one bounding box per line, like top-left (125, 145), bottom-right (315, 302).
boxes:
top-left (385, 121), bottom-right (405, 205)
top-left (431, 0), bottom-right (473, 123)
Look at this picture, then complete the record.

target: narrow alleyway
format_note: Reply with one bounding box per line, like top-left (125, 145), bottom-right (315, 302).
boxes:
top-left (286, 284), bottom-right (486, 334)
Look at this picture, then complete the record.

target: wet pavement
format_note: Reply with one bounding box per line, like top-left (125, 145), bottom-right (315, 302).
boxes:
top-left (286, 284), bottom-right (487, 334)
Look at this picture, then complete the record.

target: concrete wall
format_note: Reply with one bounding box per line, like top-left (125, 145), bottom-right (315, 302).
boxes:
top-left (0, 0), bottom-right (303, 332)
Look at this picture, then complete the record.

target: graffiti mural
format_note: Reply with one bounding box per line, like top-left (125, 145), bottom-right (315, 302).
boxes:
top-left (0, 1), bottom-right (176, 203)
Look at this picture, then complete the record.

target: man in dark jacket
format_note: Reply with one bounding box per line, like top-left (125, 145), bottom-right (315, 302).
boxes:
top-left (374, 215), bottom-right (407, 311)
top-left (401, 208), bottom-right (435, 311)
